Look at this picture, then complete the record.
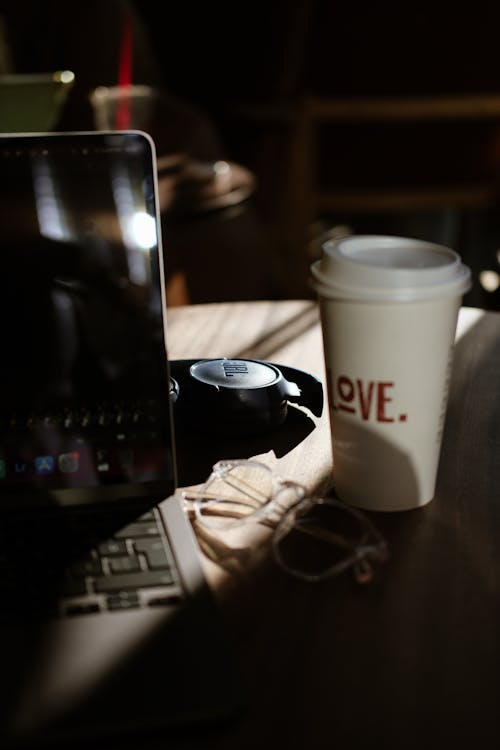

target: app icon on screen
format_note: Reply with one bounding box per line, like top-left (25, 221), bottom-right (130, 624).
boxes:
top-left (58, 452), bottom-right (80, 473)
top-left (96, 449), bottom-right (110, 472)
top-left (35, 456), bottom-right (55, 475)
top-left (119, 449), bottom-right (134, 469)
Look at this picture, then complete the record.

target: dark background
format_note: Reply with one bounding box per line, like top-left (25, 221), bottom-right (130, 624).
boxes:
top-left (2, 0), bottom-right (500, 310)
top-left (137, 0), bottom-right (500, 311)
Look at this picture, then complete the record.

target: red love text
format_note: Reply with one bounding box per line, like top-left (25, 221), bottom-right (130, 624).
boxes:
top-left (331, 375), bottom-right (407, 423)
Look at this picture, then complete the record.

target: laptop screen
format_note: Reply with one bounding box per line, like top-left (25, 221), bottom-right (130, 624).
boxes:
top-left (0, 132), bottom-right (176, 508)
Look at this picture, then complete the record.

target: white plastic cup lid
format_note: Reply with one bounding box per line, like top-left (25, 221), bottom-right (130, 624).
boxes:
top-left (311, 235), bottom-right (472, 302)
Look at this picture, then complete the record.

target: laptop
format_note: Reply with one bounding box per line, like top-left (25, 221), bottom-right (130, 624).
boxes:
top-left (0, 71), bottom-right (75, 132)
top-left (0, 131), bottom-right (243, 748)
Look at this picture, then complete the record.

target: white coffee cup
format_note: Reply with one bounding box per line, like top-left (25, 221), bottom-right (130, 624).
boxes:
top-left (311, 235), bottom-right (471, 512)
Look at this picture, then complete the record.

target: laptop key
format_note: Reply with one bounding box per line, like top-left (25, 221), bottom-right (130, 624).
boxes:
top-left (59, 577), bottom-right (88, 597)
top-left (148, 594), bottom-right (182, 607)
top-left (65, 602), bottom-right (101, 616)
top-left (134, 538), bottom-right (171, 569)
top-left (68, 556), bottom-right (103, 577)
top-left (95, 569), bottom-right (174, 592)
top-left (114, 521), bottom-right (161, 538)
top-left (108, 554), bottom-right (141, 574)
top-left (98, 539), bottom-right (128, 556)
top-left (107, 592), bottom-right (140, 610)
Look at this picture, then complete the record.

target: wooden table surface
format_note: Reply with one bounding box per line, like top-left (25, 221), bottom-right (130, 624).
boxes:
top-left (161, 299), bottom-right (499, 749)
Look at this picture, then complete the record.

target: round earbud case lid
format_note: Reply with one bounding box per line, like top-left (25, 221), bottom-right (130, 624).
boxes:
top-left (189, 359), bottom-right (281, 389)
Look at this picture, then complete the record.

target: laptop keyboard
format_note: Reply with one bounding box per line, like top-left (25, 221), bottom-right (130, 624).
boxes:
top-left (0, 506), bottom-right (185, 620)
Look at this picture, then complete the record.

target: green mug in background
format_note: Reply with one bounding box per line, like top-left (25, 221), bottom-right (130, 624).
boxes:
top-left (0, 70), bottom-right (75, 132)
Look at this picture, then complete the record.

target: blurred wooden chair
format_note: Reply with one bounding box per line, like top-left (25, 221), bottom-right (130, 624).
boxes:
top-left (226, 93), bottom-right (500, 298)
top-left (302, 93), bottom-right (500, 214)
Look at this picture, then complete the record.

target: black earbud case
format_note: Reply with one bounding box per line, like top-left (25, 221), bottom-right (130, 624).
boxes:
top-left (169, 358), bottom-right (323, 435)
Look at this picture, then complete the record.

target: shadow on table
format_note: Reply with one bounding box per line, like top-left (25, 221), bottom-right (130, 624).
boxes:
top-left (175, 403), bottom-right (316, 486)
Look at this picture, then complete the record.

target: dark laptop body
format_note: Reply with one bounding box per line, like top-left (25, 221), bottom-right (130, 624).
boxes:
top-left (0, 131), bottom-right (243, 748)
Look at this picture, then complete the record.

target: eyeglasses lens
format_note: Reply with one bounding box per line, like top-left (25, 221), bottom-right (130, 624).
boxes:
top-left (196, 462), bottom-right (275, 529)
top-left (274, 500), bottom-right (374, 580)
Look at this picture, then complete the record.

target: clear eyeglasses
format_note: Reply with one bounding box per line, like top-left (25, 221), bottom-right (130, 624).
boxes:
top-left (182, 459), bottom-right (388, 584)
